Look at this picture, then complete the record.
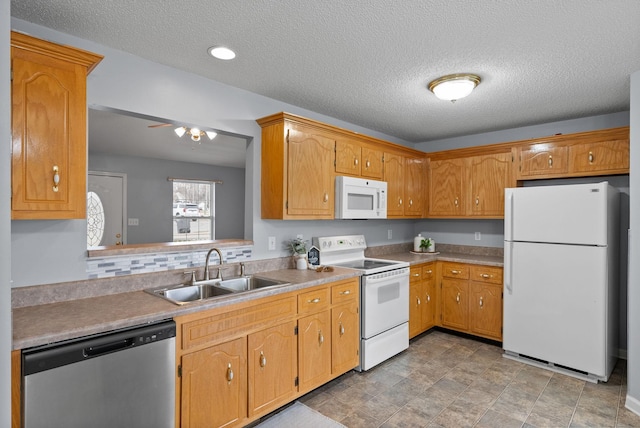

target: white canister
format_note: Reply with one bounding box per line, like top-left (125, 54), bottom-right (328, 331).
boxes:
top-left (427, 238), bottom-right (436, 252)
top-left (413, 233), bottom-right (423, 252)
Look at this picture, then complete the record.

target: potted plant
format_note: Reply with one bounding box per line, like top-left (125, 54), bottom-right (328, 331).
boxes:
top-left (289, 237), bottom-right (308, 269)
top-left (420, 238), bottom-right (434, 253)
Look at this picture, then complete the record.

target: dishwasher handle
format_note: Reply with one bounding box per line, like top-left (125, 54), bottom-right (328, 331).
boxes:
top-left (84, 338), bottom-right (135, 358)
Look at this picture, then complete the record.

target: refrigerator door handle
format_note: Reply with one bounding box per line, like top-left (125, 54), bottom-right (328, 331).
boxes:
top-left (505, 191), bottom-right (514, 241)
top-left (504, 242), bottom-right (513, 294)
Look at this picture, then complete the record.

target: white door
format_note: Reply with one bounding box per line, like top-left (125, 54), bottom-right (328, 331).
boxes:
top-left (503, 241), bottom-right (608, 376)
top-left (505, 182), bottom-right (609, 245)
top-left (88, 172), bottom-right (126, 247)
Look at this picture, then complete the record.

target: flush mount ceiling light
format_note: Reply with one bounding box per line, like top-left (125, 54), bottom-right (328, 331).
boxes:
top-left (174, 127), bottom-right (217, 142)
top-left (208, 46), bottom-right (236, 60)
top-left (428, 73), bottom-right (481, 102)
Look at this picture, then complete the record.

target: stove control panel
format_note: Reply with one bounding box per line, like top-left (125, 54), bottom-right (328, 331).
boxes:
top-left (313, 235), bottom-right (367, 253)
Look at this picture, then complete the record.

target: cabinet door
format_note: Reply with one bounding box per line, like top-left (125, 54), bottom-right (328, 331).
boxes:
top-left (441, 279), bottom-right (468, 331)
top-left (331, 301), bottom-right (360, 374)
top-left (468, 153), bottom-right (512, 217)
top-left (569, 140), bottom-right (630, 175)
top-left (384, 152), bottom-right (405, 216)
top-left (421, 265), bottom-right (437, 331)
top-left (298, 311), bottom-right (332, 393)
top-left (335, 139), bottom-right (361, 176)
top-left (181, 337), bottom-right (247, 428)
top-left (286, 127), bottom-right (335, 218)
top-left (517, 144), bottom-right (568, 178)
top-left (361, 145), bottom-right (384, 179)
top-left (409, 281), bottom-right (423, 339)
top-left (428, 158), bottom-right (465, 216)
top-left (405, 156), bottom-right (425, 217)
top-left (11, 44), bottom-right (88, 219)
top-left (248, 321), bottom-right (297, 417)
top-left (469, 282), bottom-right (502, 341)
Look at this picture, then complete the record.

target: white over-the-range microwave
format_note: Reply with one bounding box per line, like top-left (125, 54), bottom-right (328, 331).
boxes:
top-left (335, 176), bottom-right (387, 219)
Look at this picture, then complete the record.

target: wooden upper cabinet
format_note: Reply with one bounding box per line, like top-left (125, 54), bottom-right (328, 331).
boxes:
top-left (384, 152), bottom-right (405, 217)
top-left (258, 114), bottom-right (336, 219)
top-left (468, 152), bottom-right (513, 217)
top-left (361, 145), bottom-right (384, 179)
top-left (516, 144), bottom-right (568, 179)
top-left (335, 138), bottom-right (361, 176)
top-left (516, 127), bottom-right (629, 180)
top-left (405, 156), bottom-right (425, 217)
top-left (428, 158), bottom-right (465, 217)
top-left (569, 139), bottom-right (629, 175)
top-left (287, 127), bottom-right (335, 217)
top-left (11, 32), bottom-right (102, 219)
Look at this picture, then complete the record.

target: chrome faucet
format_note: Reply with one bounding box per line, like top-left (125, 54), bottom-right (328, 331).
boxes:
top-left (204, 247), bottom-right (224, 280)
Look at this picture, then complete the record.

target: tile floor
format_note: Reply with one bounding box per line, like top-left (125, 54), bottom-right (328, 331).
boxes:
top-left (299, 330), bottom-right (640, 427)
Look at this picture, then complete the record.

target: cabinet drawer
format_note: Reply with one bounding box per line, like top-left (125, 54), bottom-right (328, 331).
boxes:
top-left (441, 262), bottom-right (470, 279)
top-left (180, 296), bottom-right (296, 351)
top-left (422, 264), bottom-right (435, 280)
top-left (470, 265), bottom-right (503, 285)
top-left (331, 278), bottom-right (359, 304)
top-left (410, 266), bottom-right (423, 283)
top-left (298, 287), bottom-right (331, 314)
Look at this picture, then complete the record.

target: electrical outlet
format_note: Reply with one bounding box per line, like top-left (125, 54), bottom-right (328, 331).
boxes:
top-left (128, 218), bottom-right (139, 226)
top-left (268, 236), bottom-right (276, 250)
top-left (387, 229), bottom-right (393, 240)
top-left (296, 234), bottom-right (303, 240)
top-left (475, 232), bottom-right (481, 241)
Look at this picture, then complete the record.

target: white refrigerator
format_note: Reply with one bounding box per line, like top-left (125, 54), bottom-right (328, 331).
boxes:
top-left (503, 182), bottom-right (619, 382)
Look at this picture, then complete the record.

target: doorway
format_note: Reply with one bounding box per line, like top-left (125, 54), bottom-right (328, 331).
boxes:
top-left (88, 172), bottom-right (127, 247)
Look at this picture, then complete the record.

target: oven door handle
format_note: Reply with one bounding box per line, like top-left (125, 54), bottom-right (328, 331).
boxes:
top-left (364, 270), bottom-right (408, 286)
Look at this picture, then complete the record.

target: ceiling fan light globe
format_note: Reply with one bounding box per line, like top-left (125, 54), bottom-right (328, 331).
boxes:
top-left (206, 131), bottom-right (217, 140)
top-left (174, 127), bottom-right (186, 137)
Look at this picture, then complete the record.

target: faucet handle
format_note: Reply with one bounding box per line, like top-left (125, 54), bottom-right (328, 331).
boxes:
top-left (240, 262), bottom-right (246, 277)
top-left (183, 271), bottom-right (197, 285)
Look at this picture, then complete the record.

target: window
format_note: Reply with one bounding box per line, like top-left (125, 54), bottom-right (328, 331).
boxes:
top-left (87, 191), bottom-right (106, 247)
top-left (172, 180), bottom-right (216, 242)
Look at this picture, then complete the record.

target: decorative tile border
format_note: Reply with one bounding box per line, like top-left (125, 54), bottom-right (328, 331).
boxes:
top-left (86, 246), bottom-right (253, 279)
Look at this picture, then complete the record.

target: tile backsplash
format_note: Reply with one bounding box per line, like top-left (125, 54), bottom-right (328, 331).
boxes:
top-left (86, 245), bottom-right (253, 279)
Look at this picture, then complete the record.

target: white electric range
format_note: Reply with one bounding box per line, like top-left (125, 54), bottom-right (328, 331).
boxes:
top-left (313, 235), bottom-right (410, 371)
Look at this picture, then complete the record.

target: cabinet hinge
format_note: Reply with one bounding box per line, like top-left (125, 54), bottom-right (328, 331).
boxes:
top-left (286, 201), bottom-right (288, 209)
top-left (286, 129), bottom-right (290, 142)
top-left (334, 159), bottom-right (336, 167)
top-left (294, 377), bottom-right (299, 387)
top-left (177, 365), bottom-right (182, 378)
top-left (294, 325), bottom-right (298, 335)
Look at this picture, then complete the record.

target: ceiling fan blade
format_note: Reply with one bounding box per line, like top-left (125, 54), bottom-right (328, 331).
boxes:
top-left (148, 123), bottom-right (173, 128)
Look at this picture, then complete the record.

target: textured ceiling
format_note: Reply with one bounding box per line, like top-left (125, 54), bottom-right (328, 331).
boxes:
top-left (10, 0), bottom-right (640, 143)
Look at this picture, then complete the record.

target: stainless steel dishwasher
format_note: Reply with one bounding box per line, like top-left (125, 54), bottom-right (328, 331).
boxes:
top-left (23, 320), bottom-right (176, 428)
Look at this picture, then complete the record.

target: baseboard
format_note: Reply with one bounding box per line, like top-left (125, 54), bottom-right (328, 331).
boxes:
top-left (625, 394), bottom-right (640, 417)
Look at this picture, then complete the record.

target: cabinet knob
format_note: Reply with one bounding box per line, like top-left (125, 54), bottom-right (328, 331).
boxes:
top-left (339, 289), bottom-right (351, 295)
top-left (259, 351), bottom-right (267, 368)
top-left (451, 270), bottom-right (461, 275)
top-left (426, 270), bottom-right (432, 274)
top-left (588, 151), bottom-right (594, 163)
top-left (480, 273), bottom-right (491, 279)
top-left (417, 297), bottom-right (421, 305)
top-left (456, 292), bottom-right (460, 303)
top-left (475, 197), bottom-right (479, 206)
top-left (339, 322), bottom-right (345, 336)
top-left (307, 297), bottom-right (321, 304)
top-left (409, 198), bottom-right (413, 207)
top-left (399, 198), bottom-right (403, 206)
top-left (226, 363), bottom-right (234, 382)
top-left (354, 158), bottom-right (359, 166)
top-left (426, 293), bottom-right (431, 303)
top-left (323, 193), bottom-right (329, 203)
top-left (318, 330), bottom-right (324, 345)
top-left (52, 165), bottom-right (60, 192)
top-left (366, 160), bottom-right (371, 168)
top-left (454, 197), bottom-right (459, 207)
top-left (548, 155), bottom-right (553, 167)
top-left (479, 296), bottom-right (484, 307)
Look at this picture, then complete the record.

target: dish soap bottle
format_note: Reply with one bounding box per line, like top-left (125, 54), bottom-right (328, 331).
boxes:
top-left (413, 233), bottom-right (423, 252)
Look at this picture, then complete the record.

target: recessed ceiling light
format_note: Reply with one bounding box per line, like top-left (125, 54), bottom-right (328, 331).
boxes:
top-left (208, 46), bottom-right (236, 60)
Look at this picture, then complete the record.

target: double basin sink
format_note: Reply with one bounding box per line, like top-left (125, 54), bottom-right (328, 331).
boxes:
top-left (145, 275), bottom-right (290, 305)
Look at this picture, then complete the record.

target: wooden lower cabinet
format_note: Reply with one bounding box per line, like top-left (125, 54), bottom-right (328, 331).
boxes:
top-left (248, 321), bottom-right (298, 416)
top-left (175, 277), bottom-right (360, 427)
top-left (298, 311), bottom-right (332, 393)
top-left (180, 337), bottom-right (247, 428)
top-left (439, 262), bottom-right (503, 341)
top-left (409, 262), bottom-right (437, 338)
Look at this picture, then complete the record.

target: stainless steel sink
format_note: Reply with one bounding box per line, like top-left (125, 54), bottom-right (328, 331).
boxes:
top-left (216, 276), bottom-right (289, 292)
top-left (145, 283), bottom-right (233, 305)
top-left (145, 276), bottom-right (290, 305)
